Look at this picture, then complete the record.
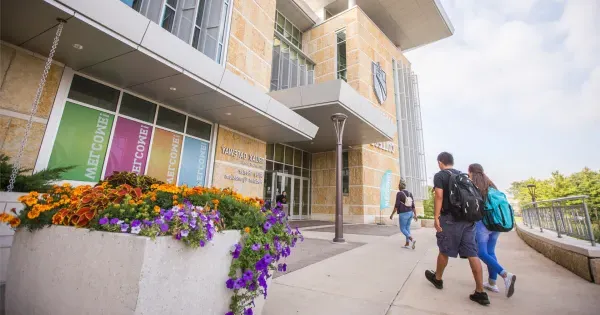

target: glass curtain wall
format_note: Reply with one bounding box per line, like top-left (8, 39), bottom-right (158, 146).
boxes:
top-left (121, 0), bottom-right (231, 64)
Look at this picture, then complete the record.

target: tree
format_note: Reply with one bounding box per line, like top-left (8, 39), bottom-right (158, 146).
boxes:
top-left (422, 186), bottom-right (434, 218)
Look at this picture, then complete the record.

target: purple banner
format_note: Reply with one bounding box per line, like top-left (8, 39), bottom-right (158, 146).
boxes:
top-left (104, 117), bottom-right (152, 177)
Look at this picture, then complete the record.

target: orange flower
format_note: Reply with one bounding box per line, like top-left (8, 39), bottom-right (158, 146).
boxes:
top-left (173, 200), bottom-right (179, 206)
top-left (244, 227), bottom-right (250, 234)
top-left (9, 217), bottom-right (20, 228)
top-left (150, 195), bottom-right (157, 202)
top-left (27, 208), bottom-right (40, 219)
top-left (212, 199), bottom-right (220, 206)
top-left (0, 213), bottom-right (10, 223)
top-left (172, 195), bottom-right (178, 200)
top-left (154, 206), bottom-right (160, 214)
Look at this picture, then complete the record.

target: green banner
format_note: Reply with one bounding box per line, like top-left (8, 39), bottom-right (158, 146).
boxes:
top-left (48, 102), bottom-right (114, 182)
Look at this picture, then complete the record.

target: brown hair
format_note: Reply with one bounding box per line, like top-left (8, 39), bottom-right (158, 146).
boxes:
top-left (468, 163), bottom-right (497, 201)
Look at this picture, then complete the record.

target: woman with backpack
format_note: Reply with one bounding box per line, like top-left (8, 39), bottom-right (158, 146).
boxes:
top-left (468, 163), bottom-right (517, 298)
top-left (389, 179), bottom-right (417, 249)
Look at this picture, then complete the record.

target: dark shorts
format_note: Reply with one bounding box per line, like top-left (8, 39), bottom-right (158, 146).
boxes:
top-left (436, 214), bottom-right (478, 258)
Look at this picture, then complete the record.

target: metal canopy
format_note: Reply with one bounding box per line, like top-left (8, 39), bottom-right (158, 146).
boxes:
top-left (1, 0), bottom-right (318, 143)
top-left (277, 0), bottom-right (320, 31)
top-left (269, 80), bottom-right (396, 152)
top-left (307, 0), bottom-right (454, 50)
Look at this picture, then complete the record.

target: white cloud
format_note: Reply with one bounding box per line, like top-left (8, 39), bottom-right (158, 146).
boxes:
top-left (405, 0), bottom-right (600, 190)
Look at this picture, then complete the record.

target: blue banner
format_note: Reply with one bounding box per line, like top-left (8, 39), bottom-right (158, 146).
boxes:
top-left (178, 136), bottom-right (209, 187)
top-left (380, 170), bottom-right (392, 210)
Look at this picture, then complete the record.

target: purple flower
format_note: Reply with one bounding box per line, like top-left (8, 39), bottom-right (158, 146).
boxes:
top-left (263, 254), bottom-right (273, 265)
top-left (109, 218), bottom-right (119, 225)
top-left (263, 221), bottom-right (272, 231)
top-left (231, 243), bottom-right (242, 259)
top-left (199, 214), bottom-right (208, 222)
top-left (255, 259), bottom-right (267, 271)
top-left (181, 230), bottom-right (189, 237)
top-left (275, 241), bottom-right (282, 253)
top-left (264, 244), bottom-right (270, 251)
top-left (226, 278), bottom-right (235, 289)
top-left (131, 220), bottom-right (141, 227)
top-left (278, 263), bottom-right (287, 272)
top-left (251, 243), bottom-right (261, 251)
top-left (160, 223), bottom-right (169, 233)
top-left (226, 312), bottom-right (234, 315)
top-left (244, 308), bottom-right (253, 315)
top-left (282, 246), bottom-right (291, 257)
top-left (120, 223), bottom-right (129, 232)
top-left (248, 282), bottom-right (257, 291)
top-left (190, 218), bottom-right (197, 229)
top-left (267, 215), bottom-right (277, 225)
top-left (191, 211), bottom-right (198, 218)
top-left (243, 270), bottom-right (254, 282)
top-left (234, 278), bottom-right (246, 289)
top-left (131, 220), bottom-right (142, 234)
top-left (175, 232), bottom-right (182, 240)
top-left (164, 210), bottom-right (174, 221)
top-left (143, 219), bottom-right (153, 227)
top-left (99, 217), bottom-right (109, 225)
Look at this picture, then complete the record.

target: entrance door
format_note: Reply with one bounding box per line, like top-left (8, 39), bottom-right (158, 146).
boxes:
top-left (269, 173), bottom-right (309, 220)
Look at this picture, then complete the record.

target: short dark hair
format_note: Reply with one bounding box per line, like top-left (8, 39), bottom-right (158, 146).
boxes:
top-left (437, 152), bottom-right (454, 166)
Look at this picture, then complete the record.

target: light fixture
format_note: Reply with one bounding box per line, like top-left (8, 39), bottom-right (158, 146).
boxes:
top-left (72, 44), bottom-right (83, 50)
top-left (225, 112), bottom-right (232, 116)
top-left (169, 87), bottom-right (177, 91)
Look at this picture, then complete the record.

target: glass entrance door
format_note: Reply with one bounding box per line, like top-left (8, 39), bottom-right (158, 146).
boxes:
top-left (269, 173), bottom-right (308, 220)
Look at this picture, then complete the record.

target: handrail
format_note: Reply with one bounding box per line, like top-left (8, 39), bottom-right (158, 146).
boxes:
top-left (523, 195), bottom-right (589, 206)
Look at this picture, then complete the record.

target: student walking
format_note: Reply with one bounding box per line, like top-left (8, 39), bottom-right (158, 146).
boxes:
top-left (468, 163), bottom-right (517, 298)
top-left (389, 179), bottom-right (417, 249)
top-left (425, 152), bottom-right (490, 306)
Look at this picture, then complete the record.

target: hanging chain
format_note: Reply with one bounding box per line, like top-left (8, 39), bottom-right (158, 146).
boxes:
top-left (6, 20), bottom-right (65, 192)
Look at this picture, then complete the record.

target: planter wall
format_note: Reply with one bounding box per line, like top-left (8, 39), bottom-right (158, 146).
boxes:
top-left (0, 191), bottom-right (26, 315)
top-left (421, 219), bottom-right (435, 228)
top-left (6, 226), bottom-right (241, 315)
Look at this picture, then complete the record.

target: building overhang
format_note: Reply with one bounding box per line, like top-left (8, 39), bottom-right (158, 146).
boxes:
top-left (310, 0), bottom-right (454, 50)
top-left (277, 0), bottom-right (320, 31)
top-left (1, 0), bottom-right (318, 143)
top-left (269, 80), bottom-right (396, 153)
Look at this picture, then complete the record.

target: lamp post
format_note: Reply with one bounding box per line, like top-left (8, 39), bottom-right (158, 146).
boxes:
top-left (332, 113), bottom-right (348, 243)
top-left (527, 184), bottom-right (543, 232)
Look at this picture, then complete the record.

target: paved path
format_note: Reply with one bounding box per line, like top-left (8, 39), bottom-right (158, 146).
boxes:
top-left (264, 226), bottom-right (600, 315)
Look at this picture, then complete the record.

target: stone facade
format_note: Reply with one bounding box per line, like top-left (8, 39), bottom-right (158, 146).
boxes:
top-left (226, 0), bottom-right (276, 92)
top-left (304, 8), bottom-right (417, 223)
top-left (0, 43), bottom-right (64, 170)
top-left (212, 126), bottom-right (267, 198)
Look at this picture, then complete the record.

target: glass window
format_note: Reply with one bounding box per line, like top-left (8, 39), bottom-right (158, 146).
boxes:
top-left (294, 167), bottom-right (302, 176)
top-left (266, 144), bottom-right (274, 160)
top-left (302, 168), bottom-right (309, 178)
top-left (284, 146), bottom-right (293, 165)
top-left (285, 164), bottom-right (293, 175)
top-left (294, 149), bottom-right (302, 167)
top-left (119, 93), bottom-right (157, 123)
top-left (274, 162), bottom-right (284, 172)
top-left (274, 144), bottom-right (284, 163)
top-left (302, 151), bottom-right (310, 169)
top-left (68, 75), bottom-right (120, 111)
top-left (186, 117), bottom-right (211, 140)
top-left (343, 151), bottom-right (349, 195)
top-left (266, 161), bottom-right (273, 171)
top-left (156, 106), bottom-right (185, 132)
top-left (337, 29), bottom-right (347, 82)
top-left (284, 21), bottom-right (293, 41)
top-left (161, 0), bottom-right (177, 32)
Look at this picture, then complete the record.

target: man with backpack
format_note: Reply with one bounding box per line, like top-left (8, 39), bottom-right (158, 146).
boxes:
top-left (424, 152), bottom-right (490, 306)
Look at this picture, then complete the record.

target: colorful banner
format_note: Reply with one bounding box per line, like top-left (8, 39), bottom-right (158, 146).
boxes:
top-left (48, 102), bottom-right (114, 182)
top-left (146, 128), bottom-right (183, 184)
top-left (104, 117), bottom-right (153, 177)
top-left (380, 170), bottom-right (392, 209)
top-left (178, 136), bottom-right (209, 187)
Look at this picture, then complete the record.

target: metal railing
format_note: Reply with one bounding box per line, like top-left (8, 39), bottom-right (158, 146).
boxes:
top-left (522, 195), bottom-right (596, 246)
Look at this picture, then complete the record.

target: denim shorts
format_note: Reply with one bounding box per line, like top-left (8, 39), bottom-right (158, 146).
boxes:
top-left (436, 214), bottom-right (478, 258)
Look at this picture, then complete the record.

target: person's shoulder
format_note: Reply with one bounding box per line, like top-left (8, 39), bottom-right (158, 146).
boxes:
top-left (434, 170), bottom-right (448, 179)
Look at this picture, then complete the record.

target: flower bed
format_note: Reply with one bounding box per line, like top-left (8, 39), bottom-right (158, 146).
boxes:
top-left (2, 172), bottom-right (302, 315)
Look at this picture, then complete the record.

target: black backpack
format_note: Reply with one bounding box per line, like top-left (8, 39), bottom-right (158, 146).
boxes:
top-left (445, 170), bottom-right (484, 222)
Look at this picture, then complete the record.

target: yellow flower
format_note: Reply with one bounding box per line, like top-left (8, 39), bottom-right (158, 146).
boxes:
top-left (172, 195), bottom-right (178, 200)
top-left (173, 200), bottom-right (178, 206)
top-left (9, 217), bottom-right (20, 228)
top-left (27, 208), bottom-right (40, 219)
top-left (154, 206), bottom-right (160, 214)
top-left (244, 227), bottom-right (250, 234)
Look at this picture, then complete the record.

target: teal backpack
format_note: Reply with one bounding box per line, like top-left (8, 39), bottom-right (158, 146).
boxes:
top-left (482, 188), bottom-right (514, 232)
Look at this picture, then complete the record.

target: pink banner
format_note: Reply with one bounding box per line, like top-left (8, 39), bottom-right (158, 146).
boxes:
top-left (104, 117), bottom-right (153, 177)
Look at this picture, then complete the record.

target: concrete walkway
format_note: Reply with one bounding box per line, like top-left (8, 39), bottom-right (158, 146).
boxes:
top-left (264, 226), bottom-right (600, 315)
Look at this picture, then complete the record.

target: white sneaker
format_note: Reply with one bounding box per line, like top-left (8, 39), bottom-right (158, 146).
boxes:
top-left (483, 282), bottom-right (499, 293)
top-left (402, 245), bottom-right (411, 249)
top-left (504, 273), bottom-right (516, 298)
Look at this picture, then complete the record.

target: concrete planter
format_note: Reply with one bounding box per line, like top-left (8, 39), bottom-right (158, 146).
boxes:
top-left (6, 226), bottom-right (244, 315)
top-left (1, 191), bottom-right (26, 315)
top-left (421, 219), bottom-right (435, 228)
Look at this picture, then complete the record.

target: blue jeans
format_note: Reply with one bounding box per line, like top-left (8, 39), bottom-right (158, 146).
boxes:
top-left (398, 211), bottom-right (413, 243)
top-left (476, 221), bottom-right (505, 280)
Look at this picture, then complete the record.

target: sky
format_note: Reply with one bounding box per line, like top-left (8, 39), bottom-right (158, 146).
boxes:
top-left (405, 0), bottom-right (600, 192)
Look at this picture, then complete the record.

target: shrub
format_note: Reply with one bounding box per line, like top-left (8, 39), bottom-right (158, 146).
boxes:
top-left (0, 154), bottom-right (73, 192)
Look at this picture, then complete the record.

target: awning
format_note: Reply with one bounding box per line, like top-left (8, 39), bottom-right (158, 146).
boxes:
top-left (1, 0), bottom-right (318, 143)
top-left (269, 80), bottom-right (396, 152)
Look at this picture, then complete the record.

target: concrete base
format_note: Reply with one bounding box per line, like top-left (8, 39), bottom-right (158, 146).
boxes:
top-left (6, 226), bottom-right (243, 315)
top-left (0, 191), bottom-right (26, 315)
top-left (516, 224), bottom-right (600, 284)
top-left (420, 219), bottom-right (434, 228)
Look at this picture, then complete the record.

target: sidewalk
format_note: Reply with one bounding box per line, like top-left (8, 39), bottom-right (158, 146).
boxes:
top-left (264, 225), bottom-right (600, 315)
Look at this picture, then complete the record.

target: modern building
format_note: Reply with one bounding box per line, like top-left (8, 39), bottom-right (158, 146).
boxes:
top-left (0, 0), bottom-right (453, 223)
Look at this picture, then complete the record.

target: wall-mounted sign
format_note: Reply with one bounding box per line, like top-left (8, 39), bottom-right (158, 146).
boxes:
top-left (221, 146), bottom-right (265, 164)
top-left (146, 128), bottom-right (182, 184)
top-left (104, 117), bottom-right (152, 177)
top-left (178, 136), bottom-right (209, 187)
top-left (380, 170), bottom-right (392, 209)
top-left (372, 62), bottom-right (387, 104)
top-left (371, 141), bottom-right (395, 153)
top-left (48, 102), bottom-right (114, 182)
top-left (223, 168), bottom-right (264, 185)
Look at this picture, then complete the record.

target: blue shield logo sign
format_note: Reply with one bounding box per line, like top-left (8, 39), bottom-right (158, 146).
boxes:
top-left (372, 62), bottom-right (387, 104)
top-left (380, 170), bottom-right (392, 210)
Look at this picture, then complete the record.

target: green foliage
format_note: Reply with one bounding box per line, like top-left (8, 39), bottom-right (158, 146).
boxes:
top-left (98, 171), bottom-right (163, 193)
top-left (422, 185), bottom-right (434, 218)
top-left (0, 154), bottom-right (73, 192)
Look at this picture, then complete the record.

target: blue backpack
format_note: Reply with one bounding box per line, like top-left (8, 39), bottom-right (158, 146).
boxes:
top-left (482, 188), bottom-right (514, 232)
